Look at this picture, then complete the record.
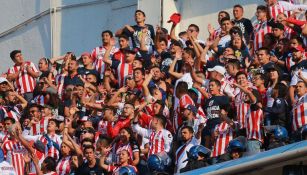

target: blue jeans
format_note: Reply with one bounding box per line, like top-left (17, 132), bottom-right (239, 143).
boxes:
top-left (246, 140), bottom-right (262, 154)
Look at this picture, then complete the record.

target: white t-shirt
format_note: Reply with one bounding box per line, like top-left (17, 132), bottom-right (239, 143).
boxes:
top-left (290, 70), bottom-right (307, 86)
top-left (0, 161), bottom-right (16, 175)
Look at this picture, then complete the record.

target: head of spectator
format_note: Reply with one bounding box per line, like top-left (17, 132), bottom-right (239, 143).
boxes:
top-left (134, 10), bottom-right (146, 25)
top-left (85, 73), bottom-right (98, 85)
top-left (151, 66), bottom-right (163, 82)
top-left (153, 100), bottom-right (166, 116)
top-left (236, 71), bottom-right (249, 87)
top-left (83, 145), bottom-right (96, 164)
top-left (133, 68), bottom-right (144, 85)
top-left (170, 40), bottom-right (183, 58)
top-left (268, 66), bottom-right (281, 86)
top-left (276, 13), bottom-right (287, 25)
top-left (296, 81), bottom-right (307, 98)
top-left (118, 35), bottom-right (130, 50)
top-left (291, 45), bottom-right (305, 63)
top-left (218, 11), bottom-right (230, 25)
top-left (208, 79), bottom-right (221, 95)
top-left (181, 125), bottom-right (194, 143)
top-left (0, 77), bottom-right (10, 93)
top-left (118, 149), bottom-right (132, 166)
top-left (208, 65), bottom-right (226, 81)
top-left (38, 57), bottom-right (51, 73)
top-left (68, 59), bottom-right (79, 74)
top-left (290, 35), bottom-right (305, 48)
top-left (4, 117), bottom-right (15, 132)
top-left (182, 104), bottom-right (197, 120)
top-left (272, 23), bottom-right (285, 40)
top-left (47, 118), bottom-right (59, 134)
top-left (152, 114), bottom-right (166, 130)
top-left (159, 38), bottom-right (168, 51)
top-left (80, 127), bottom-right (95, 142)
top-left (102, 106), bottom-right (116, 122)
top-left (96, 135), bottom-right (111, 153)
top-left (41, 105), bottom-right (54, 119)
top-left (119, 127), bottom-right (135, 144)
top-left (256, 5), bottom-right (268, 22)
top-left (257, 47), bottom-right (271, 66)
top-left (4, 90), bottom-right (17, 105)
top-left (253, 73), bottom-right (266, 89)
top-left (28, 103), bottom-right (42, 122)
top-left (70, 152), bottom-right (80, 170)
top-left (187, 24), bottom-right (200, 39)
top-left (125, 74), bottom-right (136, 89)
top-left (122, 103), bottom-right (135, 119)
top-left (132, 57), bottom-right (143, 70)
top-left (222, 47), bottom-right (235, 59)
top-left (10, 50), bottom-right (24, 65)
top-left (275, 38), bottom-right (290, 55)
top-left (101, 30), bottom-right (113, 46)
top-left (233, 4), bottom-right (244, 21)
top-left (263, 33), bottom-right (277, 50)
top-left (182, 47), bottom-right (196, 64)
top-left (179, 31), bottom-right (188, 41)
top-left (63, 85), bottom-right (74, 100)
top-left (124, 48), bottom-right (136, 63)
top-left (230, 31), bottom-right (245, 51)
top-left (175, 81), bottom-right (189, 99)
top-left (226, 59), bottom-right (240, 77)
top-left (60, 142), bottom-right (71, 157)
top-left (81, 138), bottom-right (94, 148)
top-left (81, 52), bottom-right (94, 68)
top-left (41, 157), bottom-right (57, 174)
top-left (221, 17), bottom-right (233, 34)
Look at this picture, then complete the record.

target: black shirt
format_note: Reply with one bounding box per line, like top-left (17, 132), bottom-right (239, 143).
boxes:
top-left (75, 158), bottom-right (106, 175)
top-left (123, 24), bottom-right (155, 51)
top-left (204, 95), bottom-right (230, 127)
top-left (233, 18), bottom-right (254, 44)
top-left (64, 74), bottom-right (83, 86)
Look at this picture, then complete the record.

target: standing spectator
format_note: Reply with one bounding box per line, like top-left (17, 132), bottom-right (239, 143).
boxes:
top-left (232, 4), bottom-right (253, 44)
top-left (7, 50), bottom-right (39, 102)
top-left (291, 81), bottom-right (307, 132)
top-left (116, 10), bottom-right (155, 53)
top-left (92, 30), bottom-right (119, 79)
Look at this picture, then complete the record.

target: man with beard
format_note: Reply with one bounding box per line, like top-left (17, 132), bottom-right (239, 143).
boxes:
top-left (0, 90), bottom-right (27, 122)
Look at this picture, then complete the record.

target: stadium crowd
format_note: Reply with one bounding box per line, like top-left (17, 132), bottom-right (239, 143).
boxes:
top-left (0, 0), bottom-right (307, 174)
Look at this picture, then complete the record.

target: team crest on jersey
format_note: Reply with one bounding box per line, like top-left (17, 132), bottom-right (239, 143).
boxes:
top-left (209, 100), bottom-right (214, 106)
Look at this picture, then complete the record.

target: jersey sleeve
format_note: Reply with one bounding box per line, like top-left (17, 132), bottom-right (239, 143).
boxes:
top-left (163, 130), bottom-right (173, 153)
top-left (132, 123), bottom-right (151, 138)
top-left (91, 48), bottom-right (97, 61)
top-left (29, 62), bottom-right (39, 73)
top-left (279, 1), bottom-right (307, 11)
top-left (110, 59), bottom-right (120, 69)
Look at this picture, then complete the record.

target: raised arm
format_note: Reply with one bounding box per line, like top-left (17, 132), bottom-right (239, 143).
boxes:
top-left (170, 23), bottom-right (178, 41)
top-left (168, 56), bottom-right (183, 79)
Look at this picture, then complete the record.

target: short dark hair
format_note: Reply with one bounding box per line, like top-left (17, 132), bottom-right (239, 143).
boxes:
top-left (221, 17), bottom-right (232, 24)
top-left (290, 35), bottom-right (305, 47)
top-left (4, 117), bottom-right (15, 124)
top-left (233, 4), bottom-right (243, 10)
top-left (188, 24), bottom-right (199, 32)
top-left (83, 144), bottom-right (95, 152)
top-left (101, 30), bottom-right (113, 37)
top-left (176, 81), bottom-right (188, 95)
top-left (43, 157), bottom-right (57, 172)
top-left (135, 10), bottom-right (146, 17)
top-left (209, 79), bottom-right (221, 87)
top-left (183, 47), bottom-right (196, 58)
top-left (118, 34), bottom-right (129, 41)
top-left (218, 11), bottom-right (230, 19)
top-left (159, 38), bottom-right (168, 46)
top-left (227, 59), bottom-right (240, 69)
top-left (257, 5), bottom-right (268, 13)
top-left (10, 50), bottom-right (21, 60)
top-left (235, 71), bottom-right (247, 80)
top-left (81, 137), bottom-right (94, 145)
top-left (257, 47), bottom-right (270, 55)
top-left (154, 114), bottom-right (167, 127)
top-left (134, 67), bottom-right (145, 75)
top-left (48, 118), bottom-right (59, 128)
top-left (179, 31), bottom-right (187, 37)
top-left (181, 125), bottom-right (194, 134)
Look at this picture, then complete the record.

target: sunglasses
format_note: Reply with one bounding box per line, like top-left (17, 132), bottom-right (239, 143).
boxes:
top-left (81, 130), bottom-right (91, 134)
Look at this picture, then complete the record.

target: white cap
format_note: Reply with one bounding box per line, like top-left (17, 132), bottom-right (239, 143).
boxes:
top-left (0, 77), bottom-right (8, 84)
top-left (207, 65), bottom-right (226, 76)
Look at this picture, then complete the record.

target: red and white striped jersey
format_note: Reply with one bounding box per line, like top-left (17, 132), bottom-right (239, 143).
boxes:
top-left (92, 46), bottom-right (118, 78)
top-left (7, 61), bottom-right (39, 94)
top-left (235, 91), bottom-right (250, 129)
top-left (292, 94), bottom-right (307, 131)
top-left (113, 142), bottom-right (134, 165)
top-left (132, 124), bottom-right (173, 156)
top-left (269, 2), bottom-right (285, 20)
top-left (116, 62), bottom-right (133, 88)
top-left (174, 94), bottom-right (195, 130)
top-left (1, 139), bottom-right (27, 175)
top-left (33, 95), bottom-right (46, 106)
top-left (0, 132), bottom-right (9, 144)
top-left (29, 118), bottom-right (49, 136)
top-left (253, 21), bottom-right (272, 52)
top-left (246, 109), bottom-right (264, 142)
top-left (211, 122), bottom-right (234, 157)
top-left (39, 134), bottom-right (62, 160)
top-left (29, 149), bottom-right (46, 174)
top-left (284, 26), bottom-right (296, 40)
top-left (55, 73), bottom-right (65, 99)
top-left (0, 105), bottom-right (22, 122)
top-left (56, 156), bottom-right (71, 175)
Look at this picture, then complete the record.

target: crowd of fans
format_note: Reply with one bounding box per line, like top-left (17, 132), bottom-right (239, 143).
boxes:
top-left (0, 0), bottom-right (307, 174)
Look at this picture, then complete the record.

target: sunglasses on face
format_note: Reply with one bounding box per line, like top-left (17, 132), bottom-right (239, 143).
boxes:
top-left (81, 130), bottom-right (91, 134)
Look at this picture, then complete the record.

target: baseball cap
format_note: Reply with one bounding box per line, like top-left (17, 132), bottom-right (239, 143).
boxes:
top-left (290, 45), bottom-right (305, 53)
top-left (0, 77), bottom-right (8, 84)
top-left (185, 104), bottom-right (198, 114)
top-left (207, 65), bottom-right (226, 76)
top-left (167, 13), bottom-right (181, 25)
